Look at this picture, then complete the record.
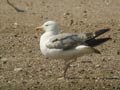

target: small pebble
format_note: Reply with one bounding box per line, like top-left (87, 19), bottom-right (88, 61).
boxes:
top-left (14, 34), bottom-right (18, 37)
top-left (1, 57), bottom-right (8, 64)
top-left (28, 50), bottom-right (32, 53)
top-left (13, 22), bottom-right (19, 28)
top-left (107, 57), bottom-right (112, 61)
top-left (95, 64), bottom-right (100, 68)
top-left (70, 19), bottom-right (74, 25)
top-left (34, 35), bottom-right (38, 39)
top-left (63, 12), bottom-right (70, 16)
top-left (83, 10), bottom-right (87, 13)
top-left (81, 61), bottom-right (92, 63)
top-left (118, 29), bottom-right (120, 31)
top-left (14, 68), bottom-right (22, 72)
top-left (14, 22), bottom-right (18, 26)
top-left (103, 57), bottom-right (112, 61)
top-left (104, 0), bottom-right (110, 5)
top-left (95, 77), bottom-right (100, 82)
top-left (117, 50), bottom-right (120, 55)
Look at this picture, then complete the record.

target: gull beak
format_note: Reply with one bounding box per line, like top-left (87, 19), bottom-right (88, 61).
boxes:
top-left (35, 26), bottom-right (43, 31)
top-left (34, 26), bottom-right (43, 38)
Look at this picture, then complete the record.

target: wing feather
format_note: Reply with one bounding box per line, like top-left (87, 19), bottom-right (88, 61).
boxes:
top-left (46, 33), bottom-right (88, 50)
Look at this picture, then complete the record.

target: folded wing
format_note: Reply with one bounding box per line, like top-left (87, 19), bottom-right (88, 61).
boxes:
top-left (46, 28), bottom-right (111, 51)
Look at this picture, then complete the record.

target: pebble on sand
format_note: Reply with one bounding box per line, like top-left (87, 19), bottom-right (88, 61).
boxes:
top-left (1, 57), bottom-right (8, 64)
top-left (14, 68), bottom-right (22, 72)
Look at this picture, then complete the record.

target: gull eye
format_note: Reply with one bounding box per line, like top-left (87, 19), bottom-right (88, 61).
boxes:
top-left (45, 24), bottom-right (49, 26)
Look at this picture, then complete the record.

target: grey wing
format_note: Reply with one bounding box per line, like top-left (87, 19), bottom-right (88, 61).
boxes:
top-left (46, 33), bottom-right (88, 50)
top-left (46, 28), bottom-right (110, 54)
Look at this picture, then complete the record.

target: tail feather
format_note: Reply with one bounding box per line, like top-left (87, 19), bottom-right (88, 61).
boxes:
top-left (86, 38), bottom-right (111, 47)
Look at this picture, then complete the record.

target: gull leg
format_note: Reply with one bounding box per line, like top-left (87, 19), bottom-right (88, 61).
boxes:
top-left (64, 59), bottom-right (77, 79)
top-left (64, 61), bottom-right (70, 78)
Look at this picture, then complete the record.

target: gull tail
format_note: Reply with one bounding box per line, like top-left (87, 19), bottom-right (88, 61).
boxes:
top-left (76, 45), bottom-right (101, 54)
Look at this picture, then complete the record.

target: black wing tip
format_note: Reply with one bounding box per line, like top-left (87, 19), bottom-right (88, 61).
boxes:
top-left (86, 28), bottom-right (110, 39)
top-left (95, 28), bottom-right (110, 38)
top-left (86, 37), bottom-right (111, 47)
top-left (100, 28), bottom-right (110, 31)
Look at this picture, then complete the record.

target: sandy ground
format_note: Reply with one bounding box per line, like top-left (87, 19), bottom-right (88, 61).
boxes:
top-left (0, 0), bottom-right (120, 90)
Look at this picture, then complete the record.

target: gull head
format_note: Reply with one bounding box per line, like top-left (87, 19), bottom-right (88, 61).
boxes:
top-left (36, 21), bottom-right (59, 34)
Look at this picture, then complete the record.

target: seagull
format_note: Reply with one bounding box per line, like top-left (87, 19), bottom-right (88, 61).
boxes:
top-left (35, 21), bottom-right (111, 79)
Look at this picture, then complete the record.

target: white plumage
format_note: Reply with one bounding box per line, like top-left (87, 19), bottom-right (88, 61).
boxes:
top-left (36, 21), bottom-right (110, 79)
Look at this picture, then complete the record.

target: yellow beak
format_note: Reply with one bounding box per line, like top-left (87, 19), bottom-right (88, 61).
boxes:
top-left (35, 26), bottom-right (43, 31)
